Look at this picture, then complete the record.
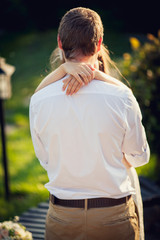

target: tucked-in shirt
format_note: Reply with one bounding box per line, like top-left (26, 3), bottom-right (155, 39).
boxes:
top-left (29, 77), bottom-right (150, 199)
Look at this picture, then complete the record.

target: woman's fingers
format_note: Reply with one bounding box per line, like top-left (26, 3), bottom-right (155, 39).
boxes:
top-left (78, 71), bottom-right (88, 85)
top-left (66, 78), bottom-right (76, 95)
top-left (63, 77), bottom-right (84, 95)
top-left (85, 64), bottom-right (95, 79)
top-left (70, 64), bottom-right (94, 84)
top-left (69, 81), bottom-right (80, 95)
top-left (74, 82), bottom-right (82, 94)
top-left (62, 61), bottom-right (95, 95)
top-left (83, 65), bottom-right (94, 82)
top-left (78, 66), bottom-right (93, 84)
top-left (63, 62), bottom-right (94, 85)
top-left (62, 75), bottom-right (72, 91)
top-left (87, 64), bottom-right (95, 71)
top-left (73, 73), bottom-right (84, 84)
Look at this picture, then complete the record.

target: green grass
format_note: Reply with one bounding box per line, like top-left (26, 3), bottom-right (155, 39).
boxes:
top-left (0, 30), bottom-right (157, 221)
top-left (0, 30), bottom-right (57, 221)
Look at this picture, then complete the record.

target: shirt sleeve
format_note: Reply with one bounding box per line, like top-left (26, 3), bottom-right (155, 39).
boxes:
top-left (122, 91), bottom-right (150, 167)
top-left (29, 101), bottom-right (48, 170)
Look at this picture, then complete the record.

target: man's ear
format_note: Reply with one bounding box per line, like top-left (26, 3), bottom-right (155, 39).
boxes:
top-left (97, 37), bottom-right (103, 52)
top-left (57, 34), bottom-right (63, 49)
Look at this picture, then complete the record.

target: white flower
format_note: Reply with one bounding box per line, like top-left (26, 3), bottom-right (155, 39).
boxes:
top-left (0, 218), bottom-right (32, 240)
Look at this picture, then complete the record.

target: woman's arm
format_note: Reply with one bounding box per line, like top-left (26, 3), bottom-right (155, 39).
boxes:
top-left (35, 61), bottom-right (124, 95)
top-left (95, 70), bottom-right (122, 87)
top-left (35, 64), bottom-right (66, 92)
top-left (62, 68), bottom-right (123, 95)
top-left (35, 62), bottom-right (94, 92)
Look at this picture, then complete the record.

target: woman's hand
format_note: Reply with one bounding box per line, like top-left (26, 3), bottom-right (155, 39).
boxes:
top-left (35, 61), bottom-right (95, 93)
top-left (61, 66), bottom-right (121, 95)
top-left (62, 75), bottom-right (84, 95)
top-left (61, 62), bottom-right (95, 85)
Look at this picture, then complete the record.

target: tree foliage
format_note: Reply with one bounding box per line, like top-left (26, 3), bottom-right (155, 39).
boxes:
top-left (119, 31), bottom-right (160, 159)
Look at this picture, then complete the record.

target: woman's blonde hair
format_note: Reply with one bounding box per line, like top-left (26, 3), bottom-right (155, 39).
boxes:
top-left (50, 7), bottom-right (129, 85)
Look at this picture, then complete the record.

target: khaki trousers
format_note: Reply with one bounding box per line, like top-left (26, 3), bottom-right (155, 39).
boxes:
top-left (45, 196), bottom-right (139, 240)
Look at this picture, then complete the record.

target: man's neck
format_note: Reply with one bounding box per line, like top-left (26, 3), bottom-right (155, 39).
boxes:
top-left (66, 53), bottom-right (98, 68)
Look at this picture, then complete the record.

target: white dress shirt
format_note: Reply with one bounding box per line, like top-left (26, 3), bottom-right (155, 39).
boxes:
top-left (29, 77), bottom-right (150, 200)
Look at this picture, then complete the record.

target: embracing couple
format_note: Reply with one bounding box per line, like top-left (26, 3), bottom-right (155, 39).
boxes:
top-left (29, 7), bottom-right (150, 240)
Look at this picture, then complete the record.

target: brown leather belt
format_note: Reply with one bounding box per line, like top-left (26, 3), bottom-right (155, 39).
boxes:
top-left (50, 194), bottom-right (131, 209)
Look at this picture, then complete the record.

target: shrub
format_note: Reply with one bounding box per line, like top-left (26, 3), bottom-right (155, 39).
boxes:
top-left (119, 30), bottom-right (160, 177)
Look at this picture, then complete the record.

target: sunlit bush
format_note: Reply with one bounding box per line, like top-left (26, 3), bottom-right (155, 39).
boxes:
top-left (119, 30), bottom-right (160, 166)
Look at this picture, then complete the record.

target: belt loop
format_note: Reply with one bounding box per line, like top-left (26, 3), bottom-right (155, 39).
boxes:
top-left (85, 199), bottom-right (88, 211)
top-left (126, 195), bottom-right (131, 203)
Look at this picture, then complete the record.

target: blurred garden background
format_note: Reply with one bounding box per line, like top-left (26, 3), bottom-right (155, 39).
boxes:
top-left (0, 0), bottom-right (159, 221)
